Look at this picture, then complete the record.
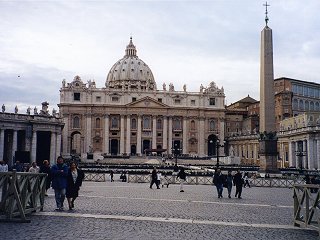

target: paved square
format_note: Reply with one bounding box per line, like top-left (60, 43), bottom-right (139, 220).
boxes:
top-left (0, 180), bottom-right (318, 240)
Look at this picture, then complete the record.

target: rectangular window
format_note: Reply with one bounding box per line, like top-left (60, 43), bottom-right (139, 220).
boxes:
top-left (174, 99), bottom-right (181, 104)
top-left (191, 100), bottom-right (196, 105)
top-left (209, 98), bottom-right (215, 106)
top-left (158, 98), bottom-right (162, 103)
top-left (96, 96), bottom-right (101, 102)
top-left (112, 96), bottom-right (119, 102)
top-left (74, 93), bottom-right (80, 101)
top-left (157, 133), bottom-right (162, 137)
top-left (132, 97), bottom-right (136, 102)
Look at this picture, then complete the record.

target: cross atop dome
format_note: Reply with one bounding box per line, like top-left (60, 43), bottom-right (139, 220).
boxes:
top-left (125, 37), bottom-right (137, 57)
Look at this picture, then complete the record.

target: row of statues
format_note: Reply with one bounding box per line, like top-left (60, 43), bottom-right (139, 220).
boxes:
top-left (1, 103), bottom-right (57, 116)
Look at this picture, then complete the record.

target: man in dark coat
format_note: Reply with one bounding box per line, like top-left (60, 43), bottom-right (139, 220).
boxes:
top-left (51, 156), bottom-right (68, 211)
top-left (233, 169), bottom-right (244, 199)
top-left (150, 167), bottom-right (160, 189)
top-left (213, 168), bottom-right (225, 198)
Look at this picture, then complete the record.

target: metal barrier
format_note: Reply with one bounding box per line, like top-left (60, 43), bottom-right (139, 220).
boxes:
top-left (0, 171), bottom-right (47, 222)
top-left (83, 172), bottom-right (106, 182)
top-left (293, 184), bottom-right (320, 235)
top-left (250, 178), bottom-right (305, 188)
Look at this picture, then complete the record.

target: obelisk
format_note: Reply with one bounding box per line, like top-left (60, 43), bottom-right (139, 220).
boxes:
top-left (259, 2), bottom-right (278, 172)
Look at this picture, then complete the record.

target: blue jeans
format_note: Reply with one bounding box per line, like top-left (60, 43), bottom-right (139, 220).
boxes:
top-left (215, 184), bottom-right (223, 197)
top-left (54, 188), bottom-right (66, 209)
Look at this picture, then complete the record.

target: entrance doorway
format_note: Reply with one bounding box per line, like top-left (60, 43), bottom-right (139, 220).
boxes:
top-left (36, 131), bottom-right (51, 165)
top-left (131, 145), bottom-right (136, 155)
top-left (110, 139), bottom-right (119, 155)
top-left (142, 140), bottom-right (150, 155)
top-left (208, 134), bottom-right (218, 156)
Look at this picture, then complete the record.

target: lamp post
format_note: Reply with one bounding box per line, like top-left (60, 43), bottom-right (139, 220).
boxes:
top-left (216, 139), bottom-right (225, 169)
top-left (295, 149), bottom-right (306, 174)
top-left (172, 143), bottom-right (181, 166)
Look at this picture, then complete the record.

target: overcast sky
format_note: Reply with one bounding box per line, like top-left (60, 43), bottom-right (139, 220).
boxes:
top-left (0, 0), bottom-right (319, 113)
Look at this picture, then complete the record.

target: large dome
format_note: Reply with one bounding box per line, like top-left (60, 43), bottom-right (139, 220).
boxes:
top-left (106, 38), bottom-right (156, 90)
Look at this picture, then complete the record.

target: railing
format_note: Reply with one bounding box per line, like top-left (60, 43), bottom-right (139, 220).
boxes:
top-left (0, 171), bottom-right (47, 222)
top-left (293, 184), bottom-right (320, 236)
top-left (83, 172), bottom-right (106, 182)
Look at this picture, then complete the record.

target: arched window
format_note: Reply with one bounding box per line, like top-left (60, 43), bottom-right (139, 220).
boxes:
top-left (156, 118), bottom-right (162, 130)
top-left (293, 99), bottom-right (298, 110)
top-left (111, 116), bottom-right (119, 129)
top-left (190, 120), bottom-right (195, 130)
top-left (143, 116), bottom-right (151, 129)
top-left (299, 100), bottom-right (304, 110)
top-left (315, 102), bottom-right (320, 111)
top-left (173, 118), bottom-right (182, 130)
top-left (131, 118), bottom-right (137, 130)
top-left (310, 101), bottom-right (314, 111)
top-left (73, 116), bottom-right (80, 128)
top-left (209, 120), bottom-right (215, 131)
top-left (96, 118), bottom-right (100, 128)
top-left (305, 101), bottom-right (309, 111)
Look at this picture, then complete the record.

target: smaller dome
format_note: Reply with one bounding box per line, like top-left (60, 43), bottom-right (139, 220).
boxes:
top-left (106, 38), bottom-right (156, 91)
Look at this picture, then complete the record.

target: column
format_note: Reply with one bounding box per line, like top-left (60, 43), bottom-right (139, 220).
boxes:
top-left (295, 141), bottom-right (299, 168)
top-left (168, 117), bottom-right (173, 154)
top-left (120, 115), bottom-right (125, 154)
top-left (248, 144), bottom-right (252, 163)
top-left (103, 114), bottom-right (109, 154)
top-left (303, 140), bottom-right (308, 169)
top-left (50, 132), bottom-right (56, 163)
top-left (152, 116), bottom-right (157, 150)
top-left (56, 133), bottom-right (61, 163)
top-left (31, 130), bottom-right (37, 162)
top-left (198, 118), bottom-right (205, 157)
top-left (288, 141), bottom-right (294, 167)
top-left (86, 114), bottom-right (92, 153)
top-left (137, 115), bottom-right (142, 155)
top-left (219, 119), bottom-right (225, 154)
top-left (307, 138), bottom-right (315, 170)
top-left (126, 115), bottom-right (131, 154)
top-left (11, 130), bottom-right (18, 165)
top-left (62, 115), bottom-right (69, 155)
top-left (163, 117), bottom-right (168, 152)
top-left (316, 139), bottom-right (320, 170)
top-left (0, 129), bottom-right (4, 161)
top-left (182, 117), bottom-right (187, 154)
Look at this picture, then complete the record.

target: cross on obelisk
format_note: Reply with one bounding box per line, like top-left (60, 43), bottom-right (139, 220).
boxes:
top-left (263, 2), bottom-right (270, 26)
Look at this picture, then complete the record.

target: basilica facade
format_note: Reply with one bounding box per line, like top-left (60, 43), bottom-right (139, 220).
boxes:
top-left (59, 38), bottom-right (226, 158)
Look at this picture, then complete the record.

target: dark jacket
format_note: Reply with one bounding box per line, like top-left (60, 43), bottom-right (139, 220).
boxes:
top-left (233, 172), bottom-right (244, 186)
top-left (177, 169), bottom-right (186, 180)
top-left (51, 163), bottom-right (68, 189)
top-left (151, 169), bottom-right (157, 180)
top-left (67, 169), bottom-right (84, 190)
top-left (40, 165), bottom-right (52, 189)
top-left (213, 172), bottom-right (225, 186)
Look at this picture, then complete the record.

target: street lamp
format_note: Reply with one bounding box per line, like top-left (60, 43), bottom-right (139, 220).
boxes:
top-left (172, 143), bottom-right (181, 166)
top-left (216, 139), bottom-right (225, 169)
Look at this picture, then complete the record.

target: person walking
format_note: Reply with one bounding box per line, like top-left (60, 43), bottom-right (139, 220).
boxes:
top-left (226, 170), bottom-right (233, 198)
top-left (156, 171), bottom-right (162, 187)
top-left (109, 170), bottom-right (114, 182)
top-left (233, 169), bottom-right (244, 199)
top-left (150, 167), bottom-right (160, 189)
top-left (243, 172), bottom-right (251, 188)
top-left (51, 156), bottom-right (68, 211)
top-left (213, 168), bottom-right (225, 198)
top-left (40, 160), bottom-right (51, 196)
top-left (177, 167), bottom-right (187, 192)
top-left (66, 162), bottom-right (84, 211)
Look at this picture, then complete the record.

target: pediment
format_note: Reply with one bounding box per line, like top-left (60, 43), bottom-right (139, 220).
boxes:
top-left (126, 96), bottom-right (169, 108)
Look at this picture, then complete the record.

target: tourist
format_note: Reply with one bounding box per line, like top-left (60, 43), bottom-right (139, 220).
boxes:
top-left (12, 160), bottom-right (24, 172)
top-left (161, 172), bottom-right (170, 188)
top-left (29, 161), bottom-right (40, 173)
top-left (0, 160), bottom-right (8, 172)
top-left (226, 170), bottom-right (233, 198)
top-left (177, 167), bottom-right (187, 192)
top-left (51, 156), bottom-right (68, 211)
top-left (213, 168), bottom-right (225, 198)
top-left (156, 171), bottom-right (162, 187)
top-left (66, 162), bottom-right (84, 211)
top-left (109, 170), bottom-right (114, 182)
top-left (40, 160), bottom-right (51, 196)
top-left (150, 167), bottom-right (160, 189)
top-left (233, 169), bottom-right (244, 199)
top-left (243, 172), bottom-right (251, 188)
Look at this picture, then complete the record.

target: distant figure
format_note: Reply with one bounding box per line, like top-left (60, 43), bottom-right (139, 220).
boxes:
top-left (66, 162), bottom-right (84, 211)
top-left (12, 160), bottom-right (24, 172)
top-left (150, 167), bottom-right (160, 189)
top-left (243, 172), bottom-right (251, 188)
top-left (233, 169), bottom-right (244, 199)
top-left (213, 168), bottom-right (225, 198)
top-left (26, 106), bottom-right (31, 115)
top-left (40, 160), bottom-right (51, 196)
top-left (161, 172), bottom-right (170, 188)
top-left (226, 170), bottom-right (233, 198)
top-left (14, 105), bottom-right (18, 114)
top-left (109, 170), bottom-right (114, 182)
top-left (51, 156), bottom-right (68, 211)
top-left (176, 167), bottom-right (187, 192)
top-left (120, 172), bottom-right (127, 182)
top-left (156, 171), bottom-right (162, 187)
top-left (162, 83), bottom-right (166, 91)
top-left (183, 84), bottom-right (186, 92)
top-left (34, 106), bottom-right (38, 115)
top-left (28, 161), bottom-right (40, 173)
top-left (0, 160), bottom-right (8, 172)
top-left (1, 104), bottom-right (5, 113)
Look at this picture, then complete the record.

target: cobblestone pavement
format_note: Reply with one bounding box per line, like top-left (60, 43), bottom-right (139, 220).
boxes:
top-left (0, 181), bottom-right (318, 240)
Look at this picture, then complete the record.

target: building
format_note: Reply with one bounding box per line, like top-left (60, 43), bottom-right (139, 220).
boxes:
top-left (58, 38), bottom-right (226, 160)
top-left (0, 102), bottom-right (64, 166)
